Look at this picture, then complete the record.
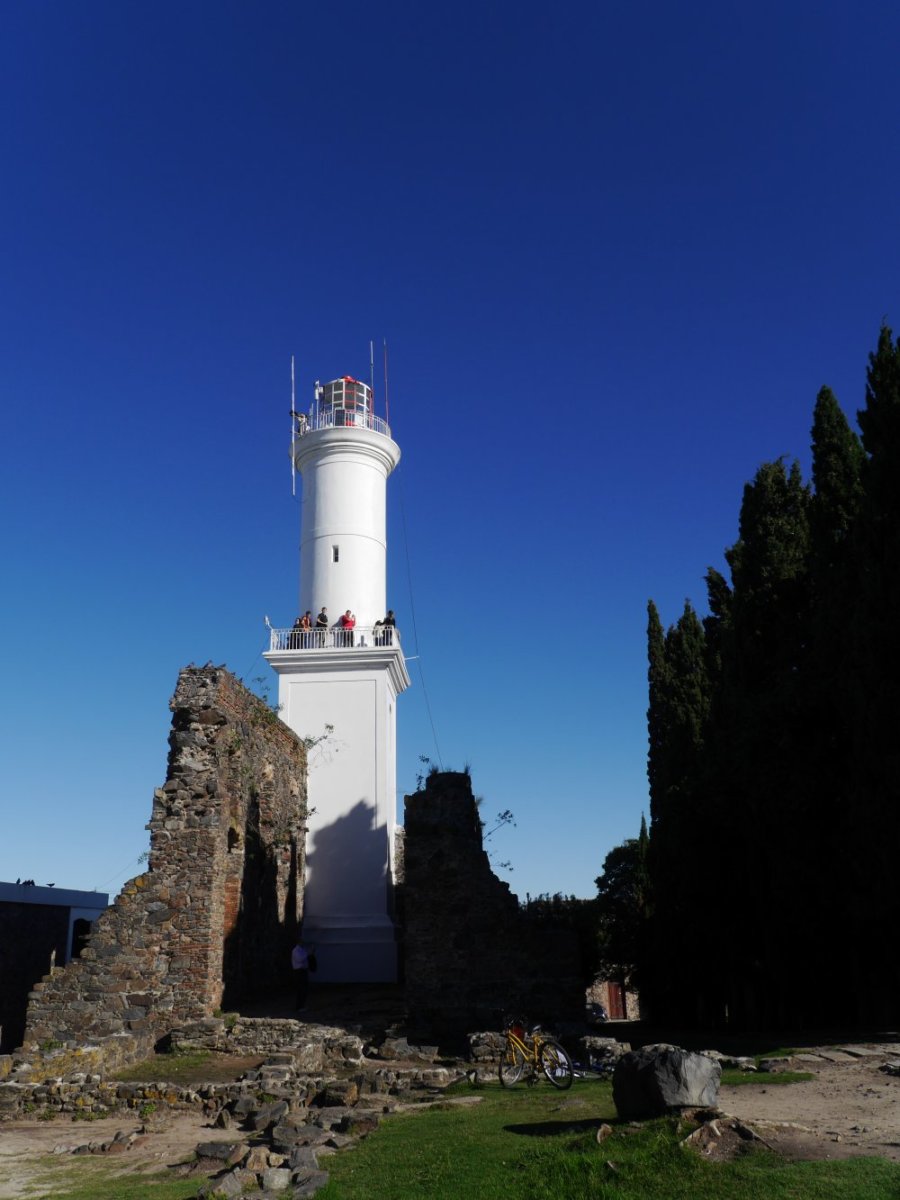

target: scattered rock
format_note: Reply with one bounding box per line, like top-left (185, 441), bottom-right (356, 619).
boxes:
top-left (243, 1145), bottom-right (271, 1172)
top-left (613, 1045), bottom-right (721, 1119)
top-left (249, 1099), bottom-right (289, 1131)
top-left (758, 1057), bottom-right (793, 1073)
top-left (194, 1139), bottom-right (248, 1168)
top-left (681, 1114), bottom-right (768, 1161)
top-left (288, 1145), bottom-right (321, 1170)
top-left (261, 1165), bottom-right (292, 1191)
top-left (292, 1169), bottom-right (330, 1196)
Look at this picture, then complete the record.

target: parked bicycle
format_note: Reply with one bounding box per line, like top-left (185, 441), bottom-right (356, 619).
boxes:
top-left (499, 1018), bottom-right (574, 1090)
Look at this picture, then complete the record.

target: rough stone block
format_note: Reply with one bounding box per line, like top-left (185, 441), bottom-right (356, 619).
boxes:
top-left (250, 1099), bottom-right (289, 1131)
top-left (244, 1145), bottom-right (271, 1172)
top-left (288, 1146), bottom-right (320, 1170)
top-left (339, 1112), bottom-right (380, 1136)
top-left (261, 1166), bottom-right (292, 1191)
top-left (292, 1170), bottom-right (330, 1196)
top-left (319, 1079), bottom-right (358, 1107)
top-left (194, 1140), bottom-right (249, 1167)
top-left (613, 1045), bottom-right (721, 1119)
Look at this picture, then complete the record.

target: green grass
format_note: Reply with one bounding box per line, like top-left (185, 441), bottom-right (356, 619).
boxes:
top-left (25, 1076), bottom-right (900, 1200)
top-left (721, 1069), bottom-right (815, 1086)
top-left (111, 1050), bottom-right (262, 1084)
top-left (314, 1080), bottom-right (900, 1200)
top-left (18, 1161), bottom-right (200, 1200)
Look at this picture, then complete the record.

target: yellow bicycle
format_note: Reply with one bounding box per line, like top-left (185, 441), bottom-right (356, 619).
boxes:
top-left (499, 1019), bottom-right (574, 1090)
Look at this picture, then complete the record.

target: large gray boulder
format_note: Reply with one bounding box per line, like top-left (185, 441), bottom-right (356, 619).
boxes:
top-left (612, 1044), bottom-right (721, 1119)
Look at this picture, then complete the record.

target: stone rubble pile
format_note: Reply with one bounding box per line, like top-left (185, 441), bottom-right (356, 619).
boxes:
top-left (185, 1045), bottom-right (459, 1198)
top-left (9, 1024), bottom-right (465, 1200)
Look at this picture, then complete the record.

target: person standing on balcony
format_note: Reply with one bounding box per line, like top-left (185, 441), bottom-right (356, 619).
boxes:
top-left (315, 607), bottom-right (328, 646)
top-left (383, 610), bottom-right (396, 646)
top-left (298, 611), bottom-right (312, 647)
top-left (341, 610), bottom-right (356, 647)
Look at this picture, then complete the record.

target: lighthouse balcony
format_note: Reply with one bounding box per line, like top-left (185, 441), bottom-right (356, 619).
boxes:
top-left (295, 408), bottom-right (392, 439)
top-left (268, 625), bottom-right (401, 652)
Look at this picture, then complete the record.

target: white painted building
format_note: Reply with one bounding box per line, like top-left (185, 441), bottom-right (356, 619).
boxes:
top-left (264, 376), bottom-right (410, 982)
top-left (0, 882), bottom-right (109, 964)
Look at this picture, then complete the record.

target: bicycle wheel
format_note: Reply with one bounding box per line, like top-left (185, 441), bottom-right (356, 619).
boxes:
top-left (499, 1042), bottom-right (528, 1087)
top-left (539, 1038), bottom-right (574, 1089)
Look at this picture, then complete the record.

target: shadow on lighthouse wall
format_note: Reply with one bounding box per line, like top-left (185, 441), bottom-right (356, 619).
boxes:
top-left (304, 799), bottom-right (391, 916)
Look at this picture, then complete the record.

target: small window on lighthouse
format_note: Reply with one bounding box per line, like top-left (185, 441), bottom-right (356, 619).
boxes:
top-left (332, 545), bottom-right (340, 563)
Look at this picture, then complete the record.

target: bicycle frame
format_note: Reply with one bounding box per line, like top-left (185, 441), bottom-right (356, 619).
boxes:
top-left (500, 1020), bottom-right (574, 1090)
top-left (505, 1025), bottom-right (544, 1067)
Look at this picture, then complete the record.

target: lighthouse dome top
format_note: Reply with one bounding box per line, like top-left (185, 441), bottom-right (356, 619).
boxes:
top-left (296, 375), bottom-right (392, 439)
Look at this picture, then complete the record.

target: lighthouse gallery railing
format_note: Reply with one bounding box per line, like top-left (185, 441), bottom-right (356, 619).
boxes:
top-left (269, 625), bottom-right (401, 651)
top-left (295, 409), bottom-right (391, 438)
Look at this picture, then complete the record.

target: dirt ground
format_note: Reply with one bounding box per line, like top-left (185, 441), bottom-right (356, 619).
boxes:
top-left (0, 1109), bottom-right (213, 1199)
top-left (2, 1042), bottom-right (900, 1197)
top-left (719, 1044), bottom-right (900, 1163)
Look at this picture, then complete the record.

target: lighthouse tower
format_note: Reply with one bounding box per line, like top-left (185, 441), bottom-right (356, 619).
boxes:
top-left (264, 375), bottom-right (410, 982)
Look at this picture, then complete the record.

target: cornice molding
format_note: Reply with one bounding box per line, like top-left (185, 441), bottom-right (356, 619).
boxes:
top-left (263, 645), bottom-right (411, 695)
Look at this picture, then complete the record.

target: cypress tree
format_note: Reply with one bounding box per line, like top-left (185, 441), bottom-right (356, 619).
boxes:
top-left (811, 386), bottom-right (864, 570)
top-left (714, 461), bottom-right (812, 1026)
top-left (645, 600), bottom-right (713, 1022)
top-left (646, 600), bottom-right (669, 825)
top-left (848, 325), bottom-right (900, 1020)
top-left (642, 329), bottom-right (900, 1028)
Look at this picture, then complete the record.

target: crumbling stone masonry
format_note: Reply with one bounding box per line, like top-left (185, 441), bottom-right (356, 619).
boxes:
top-left (401, 771), bottom-right (583, 1036)
top-left (21, 667), bottom-right (307, 1068)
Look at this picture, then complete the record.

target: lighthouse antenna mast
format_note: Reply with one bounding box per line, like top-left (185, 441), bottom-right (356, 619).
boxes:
top-left (369, 339), bottom-right (375, 399)
top-left (290, 355), bottom-right (297, 498)
top-left (383, 339), bottom-right (390, 427)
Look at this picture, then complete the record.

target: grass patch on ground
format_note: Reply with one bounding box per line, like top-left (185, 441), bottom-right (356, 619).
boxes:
top-left (721, 1069), bottom-right (815, 1086)
top-left (111, 1051), bottom-right (263, 1084)
top-left (19, 1160), bottom-right (199, 1200)
top-left (316, 1080), bottom-right (900, 1200)
top-left (112, 1050), bottom-right (211, 1082)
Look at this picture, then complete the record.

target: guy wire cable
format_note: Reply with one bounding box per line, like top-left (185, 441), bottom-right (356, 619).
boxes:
top-left (397, 465), bottom-right (443, 769)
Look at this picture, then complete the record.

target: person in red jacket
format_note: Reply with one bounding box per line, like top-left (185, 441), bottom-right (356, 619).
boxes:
top-left (340, 609), bottom-right (356, 647)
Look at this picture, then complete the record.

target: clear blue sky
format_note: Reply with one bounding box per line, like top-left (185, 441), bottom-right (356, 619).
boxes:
top-left (2, 2), bottom-right (898, 901)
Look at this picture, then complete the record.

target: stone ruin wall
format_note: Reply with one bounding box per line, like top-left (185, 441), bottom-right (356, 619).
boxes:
top-left (21, 666), bottom-right (307, 1069)
top-left (401, 771), bottom-right (584, 1035)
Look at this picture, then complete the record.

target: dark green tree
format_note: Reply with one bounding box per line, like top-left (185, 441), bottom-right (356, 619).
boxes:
top-left (715, 460), bottom-right (812, 1025)
top-left (595, 817), bottom-right (650, 987)
top-left (782, 387), bottom-right (868, 1022)
top-left (642, 326), bottom-right (900, 1028)
top-left (810, 386), bottom-right (864, 569)
top-left (846, 325), bottom-right (900, 1020)
top-left (644, 600), bottom-right (715, 1022)
top-left (521, 893), bottom-right (600, 983)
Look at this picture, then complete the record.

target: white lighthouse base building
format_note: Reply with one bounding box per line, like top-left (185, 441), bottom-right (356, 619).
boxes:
top-left (265, 638), bottom-right (410, 982)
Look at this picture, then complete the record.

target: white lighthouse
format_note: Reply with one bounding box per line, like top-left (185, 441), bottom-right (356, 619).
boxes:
top-left (264, 375), bottom-right (410, 982)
